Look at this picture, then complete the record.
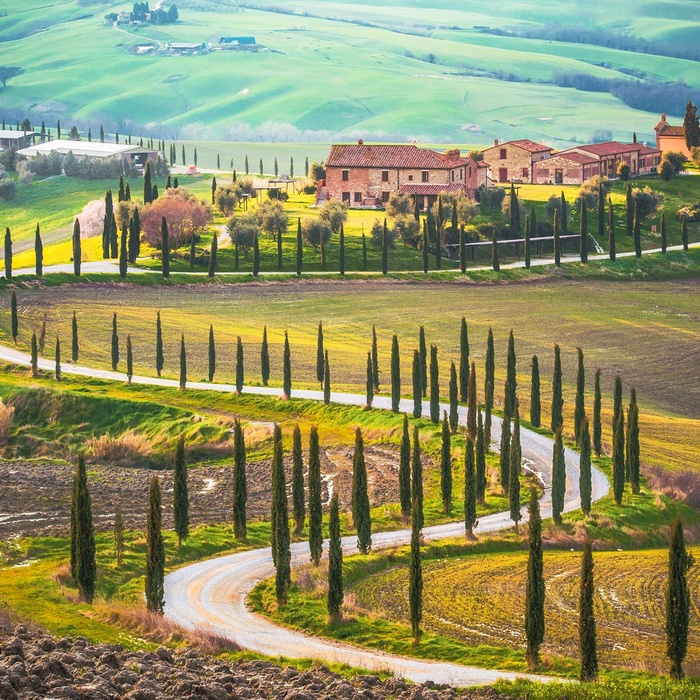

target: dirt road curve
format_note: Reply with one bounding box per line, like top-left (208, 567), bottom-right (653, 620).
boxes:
top-left (0, 343), bottom-right (608, 686)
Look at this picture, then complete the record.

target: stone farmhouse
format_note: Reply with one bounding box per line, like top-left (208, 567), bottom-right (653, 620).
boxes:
top-left (322, 141), bottom-right (487, 209)
top-left (654, 113), bottom-right (692, 158)
top-left (480, 139), bottom-right (553, 184)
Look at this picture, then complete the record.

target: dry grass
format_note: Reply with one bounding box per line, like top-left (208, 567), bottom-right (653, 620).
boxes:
top-left (88, 430), bottom-right (153, 463)
top-left (0, 399), bottom-right (15, 448)
top-left (647, 467), bottom-right (700, 510)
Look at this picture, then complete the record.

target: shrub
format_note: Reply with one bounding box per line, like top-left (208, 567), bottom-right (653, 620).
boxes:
top-left (393, 215), bottom-right (420, 246)
top-left (617, 161), bottom-right (631, 180)
top-left (631, 186), bottom-right (665, 221)
top-left (370, 219), bottom-right (397, 248)
top-left (302, 184), bottom-right (317, 195)
top-left (477, 185), bottom-right (505, 212)
top-left (214, 187), bottom-right (238, 216)
top-left (27, 151), bottom-right (64, 177)
top-left (257, 199), bottom-right (289, 238)
top-left (319, 199), bottom-right (348, 232)
top-left (578, 175), bottom-right (611, 208)
top-left (663, 151), bottom-right (686, 175)
top-left (308, 161), bottom-right (326, 182)
top-left (677, 203), bottom-right (700, 222)
top-left (227, 212), bottom-right (259, 253)
top-left (0, 177), bottom-right (17, 202)
top-left (141, 187), bottom-right (212, 250)
top-left (544, 194), bottom-right (572, 221)
top-left (386, 193), bottom-right (413, 218)
top-left (301, 219), bottom-right (331, 248)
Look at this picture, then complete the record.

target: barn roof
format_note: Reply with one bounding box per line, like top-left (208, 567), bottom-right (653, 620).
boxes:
top-left (399, 183), bottom-right (467, 195)
top-left (17, 140), bottom-right (157, 158)
top-left (0, 130), bottom-right (38, 140)
top-left (326, 143), bottom-right (469, 169)
top-left (654, 113), bottom-right (685, 136)
top-left (483, 139), bottom-right (553, 154)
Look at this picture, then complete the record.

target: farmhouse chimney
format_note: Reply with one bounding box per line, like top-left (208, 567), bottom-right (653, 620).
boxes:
top-left (358, 139), bottom-right (364, 145)
top-left (494, 139), bottom-right (499, 146)
top-left (661, 113), bottom-right (667, 122)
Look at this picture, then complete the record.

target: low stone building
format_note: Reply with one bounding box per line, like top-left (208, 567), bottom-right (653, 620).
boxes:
top-left (322, 141), bottom-right (486, 208)
top-left (532, 152), bottom-right (598, 185)
top-left (557, 141), bottom-right (661, 180)
top-left (481, 139), bottom-right (553, 184)
top-left (17, 140), bottom-right (160, 170)
top-left (654, 113), bottom-right (692, 158)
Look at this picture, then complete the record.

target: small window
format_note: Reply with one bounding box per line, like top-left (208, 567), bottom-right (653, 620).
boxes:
top-left (382, 191), bottom-right (390, 202)
top-left (354, 192), bottom-right (362, 203)
top-left (451, 171), bottom-right (455, 181)
top-left (381, 170), bottom-right (389, 182)
top-left (341, 169), bottom-right (349, 181)
top-left (421, 170), bottom-right (429, 182)
top-left (555, 169), bottom-right (563, 185)
top-left (408, 174), bottom-right (413, 181)
top-left (342, 191), bottom-right (351, 203)
top-left (522, 167), bottom-right (528, 178)
top-left (500, 148), bottom-right (507, 159)
top-left (468, 166), bottom-right (472, 178)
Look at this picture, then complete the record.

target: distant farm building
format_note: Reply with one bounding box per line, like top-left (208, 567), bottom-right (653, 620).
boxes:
top-left (481, 139), bottom-right (553, 184)
top-left (219, 36), bottom-right (256, 49)
top-left (0, 130), bottom-right (41, 150)
top-left (16, 140), bottom-right (160, 169)
top-left (322, 141), bottom-right (487, 209)
top-left (166, 42), bottom-right (208, 55)
top-left (654, 113), bottom-right (692, 158)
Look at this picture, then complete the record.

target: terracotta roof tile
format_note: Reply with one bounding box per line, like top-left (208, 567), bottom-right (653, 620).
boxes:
top-left (325, 144), bottom-right (469, 169)
top-left (399, 183), bottom-right (467, 195)
top-left (561, 141), bottom-right (660, 158)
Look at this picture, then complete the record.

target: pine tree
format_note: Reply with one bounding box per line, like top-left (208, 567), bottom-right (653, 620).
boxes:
top-left (500, 409), bottom-right (511, 494)
top-left (4, 227), bottom-right (12, 280)
top-left (111, 313), bottom-right (119, 371)
top-left (372, 325), bottom-right (379, 392)
top-left (55, 336), bottom-right (61, 381)
top-left (608, 197), bottom-right (616, 261)
top-left (593, 368), bottom-right (602, 456)
top-left (99, 125), bottom-right (104, 143)
top-left (419, 325), bottom-right (427, 397)
top-left (666, 516), bottom-right (694, 680)
top-left (492, 231), bottom-right (500, 271)
top-left (261, 326), bottom-right (270, 387)
top-left (145, 475), bottom-right (165, 613)
top-left (552, 426), bottom-right (565, 525)
top-left (574, 347), bottom-right (585, 444)
top-left (118, 175), bottom-right (125, 203)
top-left (207, 325), bottom-right (216, 382)
top-left (129, 209), bottom-right (141, 262)
top-left (72, 456), bottom-right (96, 603)
top-left (440, 413), bottom-right (452, 513)
top-left (236, 336), bottom-right (244, 394)
top-left (429, 345), bottom-right (439, 424)
top-left (476, 410), bottom-right (486, 504)
top-left (626, 389), bottom-right (640, 495)
top-left (70, 471), bottom-right (78, 580)
top-left (551, 344), bottom-right (563, 431)
top-left (208, 231), bottom-right (218, 277)
top-left (110, 213), bottom-right (117, 259)
top-left (580, 416), bottom-right (592, 517)
top-left (173, 435), bottom-right (189, 547)
top-left (352, 428), bottom-right (371, 554)
top-left (524, 485), bottom-right (545, 669)
top-left (323, 350), bottom-right (331, 404)
top-left (39, 313), bottom-right (46, 355)
top-left (467, 361), bottom-right (477, 439)
top-left (181, 145), bottom-right (186, 165)
top-left (579, 199), bottom-right (588, 263)
top-left (459, 317), bottom-right (469, 402)
top-left (114, 505), bottom-right (124, 565)
top-left (391, 334), bottom-right (401, 413)
top-left (485, 328), bottom-right (495, 447)
top-left (10, 291), bottom-right (17, 344)
top-left (399, 414), bottom-right (411, 520)
top-left (30, 332), bottom-right (38, 377)
top-left (327, 493), bottom-right (343, 623)
top-left (119, 225), bottom-right (128, 278)
top-left (283, 330), bottom-right (292, 398)
top-left (271, 425), bottom-right (291, 604)
top-left (316, 321), bottom-right (324, 385)
top-left (161, 217), bottom-right (170, 278)
top-left (308, 426), bottom-right (323, 564)
top-left (179, 334), bottom-right (187, 391)
top-left (73, 219), bottom-right (81, 277)
top-left (296, 218), bottom-right (303, 276)
top-left (505, 330), bottom-right (517, 417)
top-left (411, 425), bottom-right (424, 531)
top-left (291, 424), bottom-right (305, 537)
top-left (509, 401), bottom-right (522, 532)
top-left (412, 350), bottom-right (422, 419)
top-left (366, 351), bottom-right (374, 408)
top-left (232, 419), bottom-right (247, 540)
top-left (290, 156), bottom-right (294, 178)
top-left (579, 540), bottom-right (598, 682)
top-left (409, 496), bottom-right (423, 645)
top-left (34, 223), bottom-right (43, 278)
top-left (126, 334), bottom-right (133, 384)
top-left (681, 214), bottom-right (688, 252)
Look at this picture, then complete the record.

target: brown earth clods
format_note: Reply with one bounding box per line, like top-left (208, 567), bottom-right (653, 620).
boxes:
top-left (0, 624), bottom-right (508, 700)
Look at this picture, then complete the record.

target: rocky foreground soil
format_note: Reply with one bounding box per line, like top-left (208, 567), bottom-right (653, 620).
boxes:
top-left (0, 624), bottom-right (508, 700)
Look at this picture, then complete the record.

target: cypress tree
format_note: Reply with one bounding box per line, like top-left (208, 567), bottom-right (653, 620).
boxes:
top-left (552, 426), bottom-right (565, 525)
top-left (4, 227), bottom-right (11, 280)
top-left (467, 360), bottom-right (477, 439)
top-left (259, 157), bottom-right (263, 176)
top-left (70, 471), bottom-right (78, 580)
top-left (411, 425), bottom-right (423, 531)
top-left (129, 210), bottom-right (140, 263)
top-left (261, 326), bottom-right (270, 387)
top-left (55, 337), bottom-right (61, 381)
top-left (30, 332), bottom-right (38, 378)
top-left (509, 401), bottom-right (522, 532)
top-left (476, 410), bottom-right (486, 504)
top-left (118, 175), bottom-right (125, 202)
top-left (323, 350), bottom-right (331, 404)
top-left (553, 208), bottom-right (561, 266)
top-left (110, 213), bottom-right (117, 259)
top-left (208, 325), bottom-right (215, 382)
top-left (633, 202), bottom-right (642, 257)
top-left (244, 155), bottom-right (248, 174)
top-left (126, 334), bottom-right (133, 384)
top-left (366, 351), bottom-right (374, 408)
top-left (182, 145), bottom-right (186, 165)
top-left (211, 175), bottom-right (217, 204)
top-left (531, 204), bottom-right (538, 240)
top-left (485, 328), bottom-right (495, 447)
top-left (666, 516), bottom-right (693, 681)
top-left (459, 316), bottom-right (469, 403)
top-left (391, 334), bottom-right (401, 413)
top-left (208, 231), bottom-right (217, 277)
top-left (449, 362), bottom-right (458, 432)
top-left (125, 182), bottom-right (131, 201)
top-left (252, 230), bottom-right (259, 277)
top-left (626, 184), bottom-right (633, 237)
top-left (291, 424), bottom-right (305, 537)
top-left (161, 217), bottom-right (170, 278)
top-left (574, 347), bottom-right (585, 444)
top-left (661, 213), bottom-right (667, 253)
top-left (271, 425), bottom-right (291, 604)
top-left (579, 199), bottom-right (588, 263)
top-left (399, 414), bottom-right (411, 520)
top-left (290, 156), bottom-right (293, 177)
top-left (100, 125), bottom-right (104, 143)
top-left (579, 540), bottom-right (598, 682)
top-left (316, 321), bottom-right (324, 385)
top-left (580, 416), bottom-right (592, 516)
top-left (327, 493), bottom-right (343, 623)
top-left (72, 456), bottom-right (96, 603)
top-left (613, 375), bottom-right (623, 432)
top-left (409, 496), bottom-right (423, 645)
top-left (597, 181), bottom-right (605, 239)
top-left (339, 223), bottom-right (345, 275)
top-left (320, 224), bottom-right (326, 272)
top-left (551, 344), bottom-right (563, 431)
top-left (505, 330), bottom-right (516, 417)
top-left (276, 215), bottom-right (283, 271)
top-left (411, 350), bottom-right (422, 419)
top-left (352, 428), bottom-right (371, 554)
top-left (73, 219), bottom-right (81, 277)
top-left (500, 407), bottom-right (511, 493)
top-left (10, 291), bottom-right (17, 344)
top-left (681, 214), bottom-right (688, 252)
top-left (525, 486), bottom-right (544, 670)
top-left (119, 225), bottom-right (128, 278)
top-left (626, 389), bottom-right (640, 495)
top-left (114, 505), bottom-right (124, 565)
top-left (39, 313), bottom-right (46, 355)
top-left (422, 221), bottom-right (429, 274)
top-left (111, 313), bottom-right (119, 371)
top-left (232, 419), bottom-right (247, 540)
top-left (608, 197), bottom-right (616, 261)
top-left (381, 218), bottom-right (389, 275)
top-left (35, 223), bottom-right (43, 278)
top-left (419, 325), bottom-right (427, 397)
top-left (429, 345), bottom-right (439, 423)
top-left (530, 355), bottom-right (541, 428)
top-left (613, 406), bottom-right (625, 505)
top-left (362, 232), bottom-right (368, 270)
top-left (234, 239), bottom-right (239, 270)
top-left (464, 437), bottom-right (477, 536)
top-left (372, 325), bottom-right (379, 392)
top-left (179, 334), bottom-right (187, 391)
top-left (155, 311), bottom-right (164, 377)
top-left (308, 426), bottom-right (323, 564)
top-left (173, 436), bottom-right (189, 547)
top-left (459, 224), bottom-right (466, 273)
top-left (145, 475), bottom-right (165, 613)
top-left (440, 413), bottom-right (452, 513)
top-left (593, 368), bottom-right (602, 456)
top-left (283, 330), bottom-right (291, 398)
top-left (296, 218), bottom-right (302, 275)
top-left (143, 160), bottom-right (152, 204)
top-left (236, 336), bottom-right (244, 394)
top-left (491, 231), bottom-right (499, 271)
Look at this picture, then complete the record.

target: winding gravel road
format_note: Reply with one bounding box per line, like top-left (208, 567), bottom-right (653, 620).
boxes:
top-left (0, 343), bottom-right (608, 686)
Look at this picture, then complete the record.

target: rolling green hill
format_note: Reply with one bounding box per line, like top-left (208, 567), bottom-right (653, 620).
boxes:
top-left (0, 0), bottom-right (698, 145)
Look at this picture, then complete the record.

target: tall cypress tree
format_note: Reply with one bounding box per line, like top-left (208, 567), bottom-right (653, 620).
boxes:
top-left (252, 230), bottom-right (260, 277)
top-left (412, 349), bottom-right (422, 419)
top-left (580, 416), bottom-right (592, 517)
top-left (525, 486), bottom-right (544, 670)
top-left (70, 471), bottom-right (78, 580)
top-left (207, 325), bottom-right (216, 382)
top-left (593, 368), bottom-right (602, 456)
top-left (661, 213), bottom-right (667, 253)
top-left (352, 428), bottom-right (371, 554)
top-left (464, 437), bottom-right (477, 536)
top-left (39, 313), bottom-right (46, 355)
top-left (530, 355), bottom-right (541, 428)
top-left (308, 426), bottom-right (322, 564)
top-left (505, 330), bottom-right (517, 417)
top-left (126, 334), bottom-right (133, 384)
top-left (419, 325), bottom-right (427, 397)
top-left (72, 219), bottom-right (81, 277)
top-left (316, 321), bottom-right (324, 385)
top-left (459, 223), bottom-right (467, 273)
top-left (179, 334), bottom-right (187, 391)
top-left (211, 175), bottom-right (217, 204)
top-left (613, 408), bottom-right (625, 506)
top-left (381, 218), bottom-right (388, 274)
top-left (271, 425), bottom-right (291, 604)
top-left (633, 202), bottom-right (642, 257)
top-left (161, 217), bottom-right (170, 278)
top-left (422, 221), bottom-right (429, 274)
top-left (666, 516), bottom-right (693, 681)
top-left (118, 175), bottom-right (125, 203)
top-left (485, 328), bottom-right (495, 447)
top-left (55, 336), bottom-right (62, 381)
top-left (119, 225), bottom-right (128, 278)
top-left (399, 414), bottom-right (411, 520)
top-left (626, 389), bottom-right (640, 494)
top-left (111, 313), bottom-right (119, 371)
top-left (143, 160), bottom-right (152, 204)
top-left (509, 401), bottom-right (522, 532)
top-left (339, 223), bottom-right (345, 276)
top-left (10, 291), bottom-right (17, 344)
top-left (232, 418), bottom-right (247, 540)
top-left (578, 198), bottom-right (589, 263)
top-left (613, 375), bottom-right (623, 430)
top-left (261, 326), bottom-right (270, 387)
top-left (145, 475), bottom-right (165, 613)
top-left (467, 361), bottom-right (477, 439)
top-left (173, 435), bottom-right (189, 548)
top-left (391, 334), bottom-right (401, 413)
top-left (459, 317), bottom-right (469, 402)
top-left (235, 336), bottom-right (244, 393)
top-left (440, 413), bottom-right (452, 513)
top-left (208, 231), bottom-right (218, 277)
top-left (626, 184), bottom-right (633, 237)
top-left (551, 344), bottom-right (563, 431)
top-left (492, 231), bottom-right (500, 271)
top-left (449, 362), bottom-right (458, 433)
top-left (500, 409), bottom-right (511, 494)
top-left (409, 497), bottom-right (423, 645)
top-left (296, 218), bottom-right (303, 276)
top-left (579, 540), bottom-right (598, 682)
top-left (553, 208), bottom-right (561, 266)
top-left (4, 227), bottom-right (11, 280)
top-left (608, 197), bottom-right (616, 262)
top-left (372, 325), bottom-right (379, 392)
top-left (72, 456), bottom-right (96, 603)
top-left (476, 410), bottom-right (486, 504)
top-left (524, 214), bottom-right (531, 268)
top-left (681, 214), bottom-right (689, 252)
top-left (574, 347), bottom-right (585, 444)
top-left (110, 213), bottom-right (118, 259)
top-left (411, 425), bottom-right (423, 531)
top-left (291, 424), bottom-right (305, 537)
top-left (552, 426), bottom-right (565, 525)
top-left (323, 349), bottom-right (331, 404)
top-left (597, 181), bottom-right (605, 240)
top-left (30, 332), bottom-right (38, 377)
top-left (429, 344), bottom-right (439, 423)
top-left (327, 493), bottom-right (343, 623)
top-left (154, 311), bottom-right (164, 377)
top-left (283, 330), bottom-right (292, 398)
top-left (35, 223), bottom-right (43, 278)
top-left (366, 351), bottom-right (374, 408)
